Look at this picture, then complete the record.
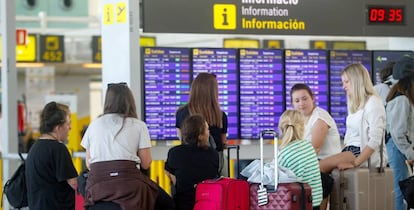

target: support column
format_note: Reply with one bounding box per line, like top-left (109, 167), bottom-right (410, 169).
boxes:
top-left (101, 0), bottom-right (142, 118)
top-left (1, 0), bottom-right (19, 209)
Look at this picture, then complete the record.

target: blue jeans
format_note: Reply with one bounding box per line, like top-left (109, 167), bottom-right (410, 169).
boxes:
top-left (386, 137), bottom-right (409, 210)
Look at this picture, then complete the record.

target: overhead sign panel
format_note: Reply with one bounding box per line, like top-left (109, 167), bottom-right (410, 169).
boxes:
top-left (39, 35), bottom-right (65, 63)
top-left (143, 0), bottom-right (414, 36)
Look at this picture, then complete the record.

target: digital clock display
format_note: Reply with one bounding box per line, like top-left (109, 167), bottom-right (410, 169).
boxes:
top-left (367, 5), bottom-right (405, 25)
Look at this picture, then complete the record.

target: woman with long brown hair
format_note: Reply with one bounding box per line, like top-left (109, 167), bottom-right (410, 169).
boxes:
top-left (176, 73), bottom-right (228, 174)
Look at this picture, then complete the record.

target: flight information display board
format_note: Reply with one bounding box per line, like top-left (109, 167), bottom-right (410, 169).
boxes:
top-left (284, 50), bottom-right (329, 111)
top-left (239, 49), bottom-right (284, 140)
top-left (192, 48), bottom-right (239, 139)
top-left (329, 50), bottom-right (372, 138)
top-left (372, 51), bottom-right (414, 84)
top-left (143, 47), bottom-right (191, 140)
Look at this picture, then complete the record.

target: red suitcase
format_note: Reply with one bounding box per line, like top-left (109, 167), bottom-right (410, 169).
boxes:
top-left (250, 182), bottom-right (312, 210)
top-left (249, 130), bottom-right (313, 210)
top-left (194, 145), bottom-right (250, 210)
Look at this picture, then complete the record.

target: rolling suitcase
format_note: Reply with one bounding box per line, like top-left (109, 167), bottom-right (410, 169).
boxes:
top-left (330, 167), bottom-right (394, 210)
top-left (194, 145), bottom-right (250, 210)
top-left (249, 130), bottom-right (313, 210)
top-left (330, 141), bottom-right (394, 210)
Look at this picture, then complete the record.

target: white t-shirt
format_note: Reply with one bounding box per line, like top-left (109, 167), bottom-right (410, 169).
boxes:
top-left (344, 109), bottom-right (364, 148)
top-left (304, 107), bottom-right (342, 159)
top-left (81, 114), bottom-right (151, 165)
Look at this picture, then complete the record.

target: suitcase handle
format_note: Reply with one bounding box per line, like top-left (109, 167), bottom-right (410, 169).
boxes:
top-left (227, 145), bottom-right (240, 178)
top-left (259, 130), bottom-right (279, 189)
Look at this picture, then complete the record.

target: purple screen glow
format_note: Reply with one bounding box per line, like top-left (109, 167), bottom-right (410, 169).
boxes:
top-left (285, 50), bottom-right (329, 110)
top-left (239, 49), bottom-right (284, 140)
top-left (192, 48), bottom-right (239, 139)
top-left (143, 48), bottom-right (191, 140)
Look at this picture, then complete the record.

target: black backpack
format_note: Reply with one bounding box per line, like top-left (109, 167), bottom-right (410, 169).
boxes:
top-left (3, 153), bottom-right (28, 209)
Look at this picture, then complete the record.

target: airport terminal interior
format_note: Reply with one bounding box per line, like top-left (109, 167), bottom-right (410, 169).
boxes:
top-left (1, 0), bottom-right (414, 209)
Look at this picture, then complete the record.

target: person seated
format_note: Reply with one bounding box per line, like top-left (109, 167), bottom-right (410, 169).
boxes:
top-left (319, 64), bottom-right (386, 172)
top-left (165, 114), bottom-right (220, 210)
top-left (278, 110), bottom-right (323, 210)
top-left (290, 83), bottom-right (342, 209)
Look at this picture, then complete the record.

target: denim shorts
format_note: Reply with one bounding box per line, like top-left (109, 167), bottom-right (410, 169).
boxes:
top-left (341, 145), bottom-right (361, 157)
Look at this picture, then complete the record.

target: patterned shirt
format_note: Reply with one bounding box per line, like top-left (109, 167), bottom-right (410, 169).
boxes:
top-left (278, 140), bottom-right (323, 207)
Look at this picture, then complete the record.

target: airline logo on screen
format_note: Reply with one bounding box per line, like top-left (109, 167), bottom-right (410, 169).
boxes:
top-left (213, 4), bottom-right (237, 30)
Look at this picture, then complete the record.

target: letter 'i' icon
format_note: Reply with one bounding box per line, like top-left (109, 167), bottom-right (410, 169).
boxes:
top-left (222, 8), bottom-right (229, 25)
top-left (214, 4), bottom-right (236, 30)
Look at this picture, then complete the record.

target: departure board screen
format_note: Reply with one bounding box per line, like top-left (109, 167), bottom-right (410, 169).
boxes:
top-left (372, 51), bottom-right (414, 84)
top-left (329, 50), bottom-right (372, 139)
top-left (192, 48), bottom-right (239, 139)
top-left (285, 50), bottom-right (329, 110)
top-left (239, 49), bottom-right (284, 140)
top-left (143, 47), bottom-right (191, 140)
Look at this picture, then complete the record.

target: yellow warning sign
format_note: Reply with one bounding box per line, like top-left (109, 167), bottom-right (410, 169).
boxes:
top-left (116, 2), bottom-right (127, 24)
top-left (213, 4), bottom-right (236, 30)
top-left (103, 4), bottom-right (114, 25)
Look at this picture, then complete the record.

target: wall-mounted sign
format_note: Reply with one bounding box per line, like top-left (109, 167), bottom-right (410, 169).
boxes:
top-left (92, 36), bottom-right (156, 63)
top-left (39, 35), bottom-right (65, 62)
top-left (92, 36), bottom-right (102, 63)
top-left (263, 40), bottom-right (284, 49)
top-left (310, 41), bottom-right (366, 50)
top-left (223, 38), bottom-right (259, 48)
top-left (0, 34), bottom-right (37, 62)
top-left (143, 0), bottom-right (414, 36)
top-left (16, 34), bottom-right (37, 62)
top-left (140, 36), bottom-right (156, 47)
top-left (16, 29), bottom-right (28, 45)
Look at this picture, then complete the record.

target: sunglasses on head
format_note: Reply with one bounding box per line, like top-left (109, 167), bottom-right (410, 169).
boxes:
top-left (107, 82), bottom-right (127, 87)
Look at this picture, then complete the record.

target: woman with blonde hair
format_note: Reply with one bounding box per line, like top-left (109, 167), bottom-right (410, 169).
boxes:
top-left (278, 110), bottom-right (323, 209)
top-left (320, 63), bottom-right (386, 172)
top-left (176, 73), bottom-right (228, 173)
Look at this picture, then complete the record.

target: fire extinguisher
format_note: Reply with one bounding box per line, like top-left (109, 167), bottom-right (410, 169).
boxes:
top-left (17, 100), bottom-right (26, 134)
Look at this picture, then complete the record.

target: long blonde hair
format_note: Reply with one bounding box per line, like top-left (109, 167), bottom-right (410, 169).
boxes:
top-left (278, 110), bottom-right (304, 148)
top-left (188, 73), bottom-right (223, 127)
top-left (341, 63), bottom-right (376, 113)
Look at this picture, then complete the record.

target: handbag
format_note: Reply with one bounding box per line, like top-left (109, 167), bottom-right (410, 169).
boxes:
top-left (399, 176), bottom-right (414, 208)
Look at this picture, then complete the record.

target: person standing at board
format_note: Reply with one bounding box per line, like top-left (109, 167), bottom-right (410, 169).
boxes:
top-left (290, 83), bottom-right (342, 209)
top-left (385, 57), bottom-right (414, 210)
top-left (374, 61), bottom-right (397, 104)
top-left (25, 102), bottom-right (78, 210)
top-left (319, 63), bottom-right (386, 171)
top-left (176, 73), bottom-right (228, 174)
top-left (81, 82), bottom-right (174, 210)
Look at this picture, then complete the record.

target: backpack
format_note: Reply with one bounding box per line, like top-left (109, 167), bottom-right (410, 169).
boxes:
top-left (3, 153), bottom-right (28, 209)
